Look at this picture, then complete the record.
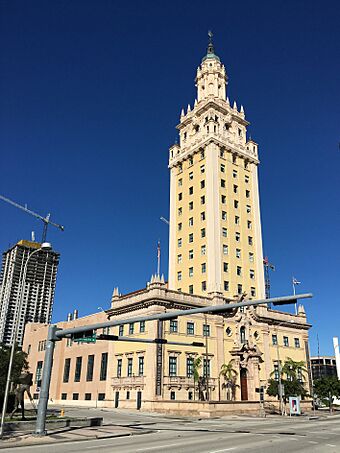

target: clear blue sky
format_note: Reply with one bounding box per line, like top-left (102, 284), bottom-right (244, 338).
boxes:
top-left (0, 0), bottom-right (339, 356)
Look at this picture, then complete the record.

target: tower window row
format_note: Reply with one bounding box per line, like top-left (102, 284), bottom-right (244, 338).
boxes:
top-left (176, 283), bottom-right (256, 297)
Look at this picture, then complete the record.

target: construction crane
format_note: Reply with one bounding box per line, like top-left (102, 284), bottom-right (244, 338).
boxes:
top-left (0, 194), bottom-right (64, 243)
top-left (263, 256), bottom-right (275, 300)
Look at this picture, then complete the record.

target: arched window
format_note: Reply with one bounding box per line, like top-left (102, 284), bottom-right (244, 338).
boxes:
top-left (240, 326), bottom-right (246, 344)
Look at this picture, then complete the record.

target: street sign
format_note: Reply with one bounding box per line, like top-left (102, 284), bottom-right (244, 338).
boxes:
top-left (72, 330), bottom-right (96, 343)
top-left (289, 396), bottom-right (301, 415)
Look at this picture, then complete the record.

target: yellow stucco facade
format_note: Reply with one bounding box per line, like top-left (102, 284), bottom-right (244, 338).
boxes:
top-left (22, 38), bottom-right (312, 414)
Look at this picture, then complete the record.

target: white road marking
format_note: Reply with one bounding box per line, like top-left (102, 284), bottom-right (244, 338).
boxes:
top-left (209, 449), bottom-right (236, 453)
top-left (136, 443), bottom-right (186, 451)
top-left (326, 445), bottom-right (336, 447)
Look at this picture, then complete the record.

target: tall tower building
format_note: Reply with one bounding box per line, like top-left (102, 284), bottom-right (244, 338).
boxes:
top-left (168, 36), bottom-right (265, 299)
top-left (0, 240), bottom-right (59, 346)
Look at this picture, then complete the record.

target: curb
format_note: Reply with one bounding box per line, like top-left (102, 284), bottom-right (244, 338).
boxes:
top-left (0, 428), bottom-right (155, 449)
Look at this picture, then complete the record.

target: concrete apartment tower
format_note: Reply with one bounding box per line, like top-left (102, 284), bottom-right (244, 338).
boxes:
top-left (0, 240), bottom-right (59, 346)
top-left (168, 34), bottom-right (265, 299)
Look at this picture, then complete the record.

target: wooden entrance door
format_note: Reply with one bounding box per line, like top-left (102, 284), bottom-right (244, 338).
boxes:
top-left (240, 368), bottom-right (248, 401)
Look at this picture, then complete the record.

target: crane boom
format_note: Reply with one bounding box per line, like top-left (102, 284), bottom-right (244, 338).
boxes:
top-left (0, 194), bottom-right (64, 242)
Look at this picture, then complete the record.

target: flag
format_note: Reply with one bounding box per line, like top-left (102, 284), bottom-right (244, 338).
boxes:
top-left (292, 277), bottom-right (301, 285)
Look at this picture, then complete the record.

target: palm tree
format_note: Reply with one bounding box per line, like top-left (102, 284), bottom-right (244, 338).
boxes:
top-left (192, 357), bottom-right (202, 401)
top-left (281, 357), bottom-right (307, 381)
top-left (219, 360), bottom-right (238, 401)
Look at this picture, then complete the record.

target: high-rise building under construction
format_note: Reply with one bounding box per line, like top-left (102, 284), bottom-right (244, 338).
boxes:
top-left (0, 240), bottom-right (59, 346)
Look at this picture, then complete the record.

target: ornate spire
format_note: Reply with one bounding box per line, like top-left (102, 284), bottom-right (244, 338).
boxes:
top-left (202, 30), bottom-right (220, 63)
top-left (207, 30), bottom-right (215, 55)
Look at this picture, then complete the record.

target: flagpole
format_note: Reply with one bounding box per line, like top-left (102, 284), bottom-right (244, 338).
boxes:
top-left (293, 277), bottom-right (297, 315)
top-left (157, 241), bottom-right (161, 277)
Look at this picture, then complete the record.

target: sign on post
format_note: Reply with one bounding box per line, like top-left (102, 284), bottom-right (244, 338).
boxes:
top-left (289, 396), bottom-right (301, 415)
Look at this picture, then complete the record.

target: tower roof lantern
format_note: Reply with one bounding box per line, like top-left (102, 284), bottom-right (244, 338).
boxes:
top-left (202, 30), bottom-right (220, 63)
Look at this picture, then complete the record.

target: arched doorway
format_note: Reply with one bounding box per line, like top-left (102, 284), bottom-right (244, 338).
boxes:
top-left (240, 368), bottom-right (248, 401)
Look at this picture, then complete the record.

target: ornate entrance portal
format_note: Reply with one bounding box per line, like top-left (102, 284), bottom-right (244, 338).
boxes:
top-left (240, 368), bottom-right (248, 400)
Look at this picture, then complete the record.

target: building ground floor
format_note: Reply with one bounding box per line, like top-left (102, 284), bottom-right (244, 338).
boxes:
top-left (23, 279), bottom-right (312, 415)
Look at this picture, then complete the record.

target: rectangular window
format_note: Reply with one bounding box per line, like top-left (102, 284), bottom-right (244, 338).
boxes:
top-left (201, 228), bottom-right (206, 238)
top-left (221, 179), bottom-right (226, 188)
top-left (119, 325), bottom-right (124, 336)
top-left (248, 236), bottom-right (253, 246)
top-left (169, 357), bottom-right (177, 376)
top-left (177, 271), bottom-right (182, 281)
top-left (235, 232), bottom-right (240, 242)
top-left (220, 149), bottom-right (224, 158)
top-left (237, 266), bottom-right (242, 276)
top-left (189, 171), bottom-right (193, 179)
top-left (236, 249), bottom-right (241, 258)
top-left (138, 357), bottom-right (144, 376)
top-left (86, 355), bottom-right (94, 382)
top-left (100, 353), bottom-right (108, 381)
top-left (220, 163), bottom-right (225, 172)
top-left (127, 358), bottom-right (133, 377)
top-left (200, 150), bottom-right (205, 159)
top-left (222, 227), bottom-right (227, 237)
top-left (200, 165), bottom-right (205, 173)
top-left (201, 281), bottom-right (207, 291)
top-left (223, 262), bottom-right (228, 272)
top-left (247, 220), bottom-right (252, 229)
top-left (186, 357), bottom-right (194, 378)
top-left (140, 321), bottom-right (145, 333)
top-left (250, 269), bottom-right (255, 279)
top-left (63, 358), bottom-right (71, 383)
top-left (72, 393), bottom-right (79, 400)
top-left (201, 245), bottom-right (206, 255)
top-left (117, 358), bottom-right (122, 377)
top-left (233, 170), bottom-right (237, 178)
top-left (223, 245), bottom-right (228, 255)
top-left (272, 335), bottom-right (278, 346)
top-left (178, 207), bottom-right (182, 216)
top-left (189, 267), bottom-right (193, 277)
top-left (201, 211), bottom-right (206, 221)
top-left (249, 252), bottom-right (254, 262)
top-left (178, 178), bottom-right (182, 186)
top-left (274, 364), bottom-right (279, 380)
top-left (235, 216), bottom-right (240, 225)
top-left (189, 186), bottom-right (193, 195)
top-left (178, 222), bottom-right (182, 231)
top-left (170, 320), bottom-right (178, 333)
top-left (189, 233), bottom-right (193, 243)
top-left (177, 254), bottom-right (182, 264)
top-left (98, 393), bottom-right (105, 401)
top-left (85, 393), bottom-right (91, 401)
top-left (201, 195), bottom-right (205, 205)
top-left (203, 359), bottom-right (211, 378)
top-left (189, 285), bottom-right (193, 294)
top-left (283, 336), bottom-right (289, 347)
top-left (187, 322), bottom-right (194, 335)
top-left (203, 324), bottom-right (210, 337)
top-left (61, 393), bottom-right (67, 400)
top-left (188, 249), bottom-right (194, 260)
top-left (178, 238), bottom-right (182, 247)
top-left (222, 211), bottom-right (227, 220)
top-left (189, 217), bottom-right (194, 226)
top-left (178, 193), bottom-right (182, 201)
top-left (237, 284), bottom-right (243, 295)
top-left (245, 175), bottom-right (249, 183)
top-left (224, 281), bottom-right (229, 291)
top-left (200, 180), bottom-right (205, 189)
top-left (233, 184), bottom-right (238, 193)
top-left (294, 338), bottom-right (300, 348)
top-left (189, 201), bottom-right (194, 210)
top-left (201, 263), bottom-right (206, 273)
top-left (221, 194), bottom-right (226, 204)
top-left (170, 391), bottom-right (176, 400)
top-left (251, 287), bottom-right (256, 297)
top-left (74, 357), bottom-right (82, 382)
top-left (246, 190), bottom-right (250, 198)
top-left (129, 323), bottom-right (134, 335)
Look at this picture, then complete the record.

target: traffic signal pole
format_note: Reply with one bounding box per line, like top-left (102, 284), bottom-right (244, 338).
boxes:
top-left (34, 293), bottom-right (312, 436)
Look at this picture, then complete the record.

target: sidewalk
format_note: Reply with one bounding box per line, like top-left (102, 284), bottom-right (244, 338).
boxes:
top-left (0, 424), bottom-right (154, 449)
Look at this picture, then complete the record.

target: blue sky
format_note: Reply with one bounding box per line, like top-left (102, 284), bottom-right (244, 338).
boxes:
top-left (0, 0), bottom-right (339, 356)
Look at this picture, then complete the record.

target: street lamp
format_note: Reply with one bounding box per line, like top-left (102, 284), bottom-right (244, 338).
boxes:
top-left (0, 242), bottom-right (52, 438)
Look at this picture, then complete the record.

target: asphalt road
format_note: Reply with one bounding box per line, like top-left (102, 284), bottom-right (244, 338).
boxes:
top-left (2, 406), bottom-right (340, 452)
